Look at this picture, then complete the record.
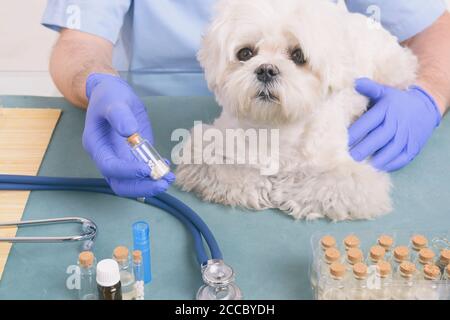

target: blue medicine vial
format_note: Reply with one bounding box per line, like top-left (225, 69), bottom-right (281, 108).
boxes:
top-left (133, 221), bottom-right (152, 284)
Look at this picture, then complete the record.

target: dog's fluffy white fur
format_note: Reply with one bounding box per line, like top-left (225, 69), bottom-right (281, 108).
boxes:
top-left (175, 0), bottom-right (418, 221)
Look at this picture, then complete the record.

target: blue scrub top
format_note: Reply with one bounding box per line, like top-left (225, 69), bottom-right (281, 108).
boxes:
top-left (42, 0), bottom-right (447, 96)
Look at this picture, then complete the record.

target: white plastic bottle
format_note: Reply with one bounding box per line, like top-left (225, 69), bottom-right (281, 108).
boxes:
top-left (414, 264), bottom-right (441, 300)
top-left (392, 261), bottom-right (416, 300)
top-left (409, 235), bottom-right (428, 263)
top-left (321, 262), bottom-right (347, 300)
top-left (113, 246), bottom-right (136, 300)
top-left (347, 263), bottom-right (370, 300)
top-left (377, 235), bottom-right (394, 261)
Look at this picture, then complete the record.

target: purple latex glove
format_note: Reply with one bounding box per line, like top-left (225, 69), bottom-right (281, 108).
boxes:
top-left (83, 73), bottom-right (175, 197)
top-left (348, 78), bottom-right (441, 172)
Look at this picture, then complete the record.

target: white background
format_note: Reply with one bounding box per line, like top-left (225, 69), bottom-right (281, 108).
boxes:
top-left (0, 0), bottom-right (449, 97)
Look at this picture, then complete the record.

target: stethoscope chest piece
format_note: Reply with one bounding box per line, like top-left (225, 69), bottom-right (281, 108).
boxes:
top-left (196, 259), bottom-right (243, 300)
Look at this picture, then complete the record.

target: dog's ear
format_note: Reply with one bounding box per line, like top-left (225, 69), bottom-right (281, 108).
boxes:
top-left (291, 1), bottom-right (355, 95)
top-left (197, 2), bottom-right (232, 94)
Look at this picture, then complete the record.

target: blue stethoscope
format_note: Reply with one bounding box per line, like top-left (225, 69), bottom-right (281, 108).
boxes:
top-left (0, 174), bottom-right (242, 300)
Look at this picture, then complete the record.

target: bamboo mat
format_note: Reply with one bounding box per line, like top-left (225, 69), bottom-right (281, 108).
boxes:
top-left (0, 108), bottom-right (61, 279)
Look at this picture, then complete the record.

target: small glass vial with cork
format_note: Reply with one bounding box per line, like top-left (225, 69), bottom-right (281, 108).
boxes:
top-left (371, 260), bottom-right (392, 300)
top-left (416, 248), bottom-right (435, 276)
top-left (343, 234), bottom-right (360, 251)
top-left (320, 248), bottom-right (341, 277)
top-left (344, 248), bottom-right (364, 274)
top-left (392, 261), bottom-right (416, 300)
top-left (367, 245), bottom-right (386, 266)
top-left (313, 236), bottom-right (337, 291)
top-left (321, 262), bottom-right (347, 300)
top-left (377, 235), bottom-right (394, 261)
top-left (436, 249), bottom-right (450, 276)
top-left (133, 250), bottom-right (145, 300)
top-left (347, 262), bottom-right (370, 300)
top-left (392, 246), bottom-right (409, 273)
top-left (113, 246), bottom-right (136, 300)
top-left (78, 251), bottom-right (97, 300)
top-left (409, 234), bottom-right (428, 263)
top-left (414, 264), bottom-right (441, 300)
top-left (127, 133), bottom-right (170, 180)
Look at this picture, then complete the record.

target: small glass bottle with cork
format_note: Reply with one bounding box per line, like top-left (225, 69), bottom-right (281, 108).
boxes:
top-left (321, 262), bottom-right (347, 300)
top-left (78, 251), bottom-right (97, 300)
top-left (113, 246), bottom-right (136, 300)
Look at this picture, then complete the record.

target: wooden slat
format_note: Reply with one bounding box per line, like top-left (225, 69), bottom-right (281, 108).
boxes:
top-left (0, 108), bottom-right (61, 279)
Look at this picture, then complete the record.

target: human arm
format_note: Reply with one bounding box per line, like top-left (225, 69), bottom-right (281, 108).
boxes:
top-left (348, 9), bottom-right (450, 171)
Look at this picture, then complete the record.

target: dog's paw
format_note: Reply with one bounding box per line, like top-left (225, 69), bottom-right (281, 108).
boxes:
top-left (175, 163), bottom-right (273, 211)
top-left (270, 162), bottom-right (392, 221)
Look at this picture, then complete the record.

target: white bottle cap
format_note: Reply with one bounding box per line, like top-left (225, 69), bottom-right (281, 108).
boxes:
top-left (96, 259), bottom-right (120, 287)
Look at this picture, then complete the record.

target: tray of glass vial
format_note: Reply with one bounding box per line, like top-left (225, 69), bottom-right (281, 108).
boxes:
top-left (310, 231), bottom-right (450, 300)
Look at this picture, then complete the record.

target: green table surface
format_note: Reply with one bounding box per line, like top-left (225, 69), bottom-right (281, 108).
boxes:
top-left (0, 95), bottom-right (449, 300)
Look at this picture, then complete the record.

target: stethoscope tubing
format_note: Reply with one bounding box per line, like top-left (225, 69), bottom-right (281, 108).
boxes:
top-left (0, 174), bottom-right (221, 265)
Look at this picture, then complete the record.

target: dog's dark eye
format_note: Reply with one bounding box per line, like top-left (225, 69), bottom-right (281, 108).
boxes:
top-left (237, 47), bottom-right (255, 61)
top-left (291, 48), bottom-right (306, 65)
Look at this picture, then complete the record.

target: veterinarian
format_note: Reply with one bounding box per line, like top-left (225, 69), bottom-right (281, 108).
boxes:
top-left (42, 0), bottom-right (450, 198)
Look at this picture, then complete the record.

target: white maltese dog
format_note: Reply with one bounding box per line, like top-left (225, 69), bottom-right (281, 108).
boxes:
top-left (175, 0), bottom-right (417, 220)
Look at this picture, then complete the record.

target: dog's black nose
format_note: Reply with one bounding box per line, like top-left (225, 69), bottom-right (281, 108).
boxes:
top-left (255, 64), bottom-right (279, 83)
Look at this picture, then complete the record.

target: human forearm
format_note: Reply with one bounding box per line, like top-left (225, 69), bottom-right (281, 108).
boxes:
top-left (49, 29), bottom-right (117, 108)
top-left (403, 12), bottom-right (450, 116)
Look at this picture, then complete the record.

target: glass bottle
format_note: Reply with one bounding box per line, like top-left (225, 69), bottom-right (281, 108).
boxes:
top-left (392, 246), bottom-right (409, 273)
top-left (392, 261), bottom-right (416, 300)
top-left (343, 234), bottom-right (360, 251)
top-left (78, 251), bottom-right (97, 300)
top-left (320, 235), bottom-right (337, 251)
top-left (409, 234), bottom-right (428, 263)
top-left (377, 235), bottom-right (394, 261)
top-left (347, 263), bottom-right (370, 300)
top-left (312, 236), bottom-right (337, 291)
top-left (436, 249), bottom-right (450, 276)
top-left (416, 248), bottom-right (435, 277)
top-left (344, 248), bottom-right (363, 274)
top-left (414, 264), bottom-right (441, 300)
top-left (113, 246), bottom-right (136, 300)
top-left (367, 245), bottom-right (386, 266)
top-left (320, 248), bottom-right (341, 276)
top-left (370, 260), bottom-right (392, 300)
top-left (321, 262), bottom-right (347, 300)
top-left (96, 259), bottom-right (122, 300)
top-left (133, 250), bottom-right (145, 300)
top-left (127, 133), bottom-right (170, 180)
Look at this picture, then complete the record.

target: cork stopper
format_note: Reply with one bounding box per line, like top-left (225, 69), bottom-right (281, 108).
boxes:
top-left (423, 264), bottom-right (441, 280)
top-left (324, 248), bottom-right (340, 264)
top-left (344, 235), bottom-right (360, 249)
top-left (399, 261), bottom-right (416, 277)
top-left (393, 246), bottom-right (409, 262)
top-left (113, 246), bottom-right (129, 261)
top-left (320, 235), bottom-right (336, 250)
top-left (439, 249), bottom-right (450, 265)
top-left (79, 251), bottom-right (94, 268)
top-left (378, 235), bottom-right (394, 250)
top-left (347, 248), bottom-right (363, 265)
top-left (376, 260), bottom-right (391, 278)
top-left (353, 262), bottom-right (368, 279)
top-left (132, 250), bottom-right (142, 263)
top-left (127, 133), bottom-right (142, 147)
top-left (418, 248), bottom-right (435, 264)
top-left (411, 234), bottom-right (428, 250)
top-left (329, 262), bottom-right (346, 279)
top-left (369, 245), bottom-right (386, 262)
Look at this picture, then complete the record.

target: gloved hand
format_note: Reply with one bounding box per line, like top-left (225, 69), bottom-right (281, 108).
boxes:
top-left (83, 73), bottom-right (175, 197)
top-left (348, 78), bottom-right (441, 172)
